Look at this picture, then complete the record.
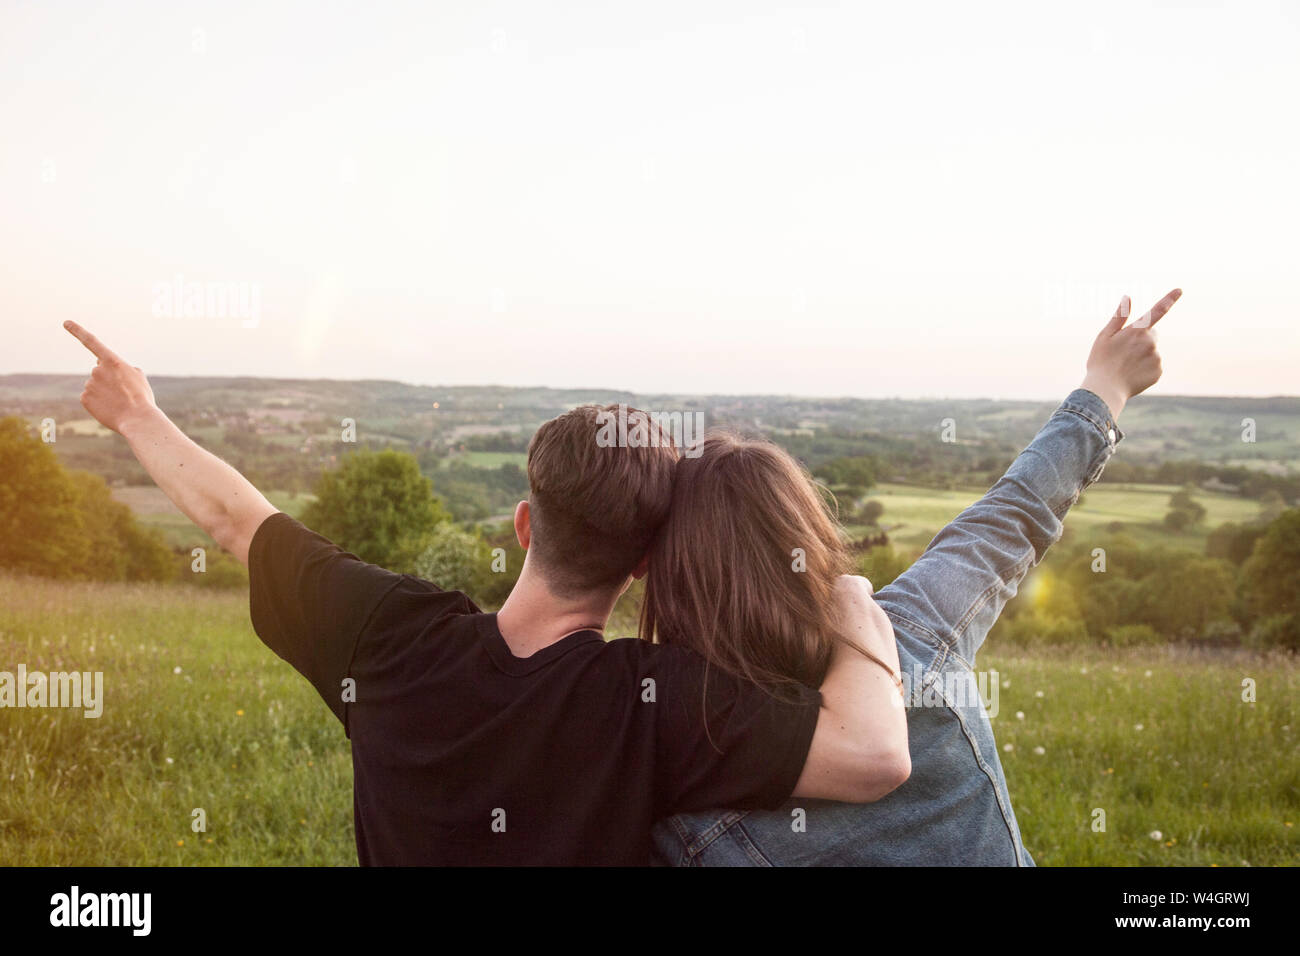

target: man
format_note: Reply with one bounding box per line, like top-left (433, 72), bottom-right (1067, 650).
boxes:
top-left (63, 321), bottom-right (909, 865)
top-left (652, 289), bottom-right (1182, 865)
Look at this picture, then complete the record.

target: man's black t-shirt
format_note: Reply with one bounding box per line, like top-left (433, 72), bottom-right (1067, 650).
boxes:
top-left (248, 513), bottom-right (822, 865)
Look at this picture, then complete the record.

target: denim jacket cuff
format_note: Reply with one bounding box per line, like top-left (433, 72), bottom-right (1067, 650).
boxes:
top-left (1057, 387), bottom-right (1125, 485)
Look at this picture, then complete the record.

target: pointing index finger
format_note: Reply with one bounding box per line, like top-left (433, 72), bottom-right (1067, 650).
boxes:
top-left (63, 320), bottom-right (123, 364)
top-left (1131, 288), bottom-right (1183, 329)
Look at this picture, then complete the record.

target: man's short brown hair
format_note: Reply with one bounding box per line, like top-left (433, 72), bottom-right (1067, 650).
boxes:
top-left (526, 404), bottom-right (678, 596)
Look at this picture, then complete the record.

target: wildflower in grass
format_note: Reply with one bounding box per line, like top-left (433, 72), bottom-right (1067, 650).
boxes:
top-left (1003, 743), bottom-right (1014, 753)
top-left (1149, 830), bottom-right (1162, 840)
top-left (176, 839), bottom-right (184, 847)
top-left (1105, 767), bottom-right (1114, 774)
top-left (1033, 746), bottom-right (1046, 755)
top-left (1080, 666), bottom-right (1088, 674)
top-left (1016, 711), bottom-right (1025, 720)
top-left (1144, 670), bottom-right (1152, 677)
top-left (1135, 723), bottom-right (1144, 731)
top-left (1286, 822), bottom-right (1293, 828)
top-left (165, 757), bottom-right (173, 765)
top-left (1035, 690), bottom-right (1044, 698)
top-left (236, 709), bottom-right (244, 716)
top-left (1001, 679), bottom-right (1010, 689)
top-left (173, 666), bottom-right (182, 675)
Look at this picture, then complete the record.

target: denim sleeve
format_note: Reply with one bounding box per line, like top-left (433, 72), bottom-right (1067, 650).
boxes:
top-left (873, 388), bottom-right (1124, 670)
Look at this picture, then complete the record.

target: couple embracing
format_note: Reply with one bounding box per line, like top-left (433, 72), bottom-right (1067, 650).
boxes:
top-left (63, 288), bottom-right (1180, 865)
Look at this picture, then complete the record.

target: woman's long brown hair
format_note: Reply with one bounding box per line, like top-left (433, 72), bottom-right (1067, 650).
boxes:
top-left (639, 430), bottom-right (891, 705)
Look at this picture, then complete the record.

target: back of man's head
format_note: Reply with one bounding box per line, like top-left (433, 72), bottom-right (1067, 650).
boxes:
top-left (526, 404), bottom-right (678, 597)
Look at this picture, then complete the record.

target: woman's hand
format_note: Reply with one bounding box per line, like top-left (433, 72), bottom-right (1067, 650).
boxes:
top-left (1079, 288), bottom-right (1182, 419)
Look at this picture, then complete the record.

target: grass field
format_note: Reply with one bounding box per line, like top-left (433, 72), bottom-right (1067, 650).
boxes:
top-left (438, 451), bottom-right (528, 470)
top-left (855, 482), bottom-right (1265, 553)
top-left (0, 573), bottom-right (1294, 866)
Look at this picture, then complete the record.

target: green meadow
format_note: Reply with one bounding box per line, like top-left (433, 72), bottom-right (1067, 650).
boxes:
top-left (438, 450), bottom-right (528, 470)
top-left (0, 573), bottom-right (1294, 866)
top-left (857, 482), bottom-right (1265, 553)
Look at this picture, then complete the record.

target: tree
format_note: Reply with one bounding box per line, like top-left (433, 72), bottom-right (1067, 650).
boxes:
top-left (857, 499), bottom-right (885, 525)
top-left (1259, 490), bottom-right (1288, 523)
top-left (0, 417), bottom-right (88, 575)
top-left (0, 417), bottom-right (173, 581)
top-left (1137, 551), bottom-right (1235, 639)
top-left (1245, 614), bottom-right (1300, 652)
top-left (64, 470), bottom-right (174, 581)
top-left (1206, 521), bottom-right (1267, 566)
top-left (300, 449), bottom-right (448, 565)
top-left (814, 455), bottom-right (879, 491)
top-left (1240, 509), bottom-right (1300, 622)
top-left (405, 523), bottom-right (490, 594)
top-left (1164, 487), bottom-right (1206, 533)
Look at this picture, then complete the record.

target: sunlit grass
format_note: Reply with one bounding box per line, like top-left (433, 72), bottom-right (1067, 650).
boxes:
top-left (0, 574), bottom-right (1294, 866)
top-left (987, 646), bottom-right (1298, 866)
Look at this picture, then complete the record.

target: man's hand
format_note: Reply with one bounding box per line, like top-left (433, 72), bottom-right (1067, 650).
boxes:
top-left (1079, 288), bottom-right (1182, 419)
top-left (64, 320), bottom-right (159, 436)
top-left (61, 321), bottom-right (277, 564)
top-left (792, 573), bottom-right (909, 803)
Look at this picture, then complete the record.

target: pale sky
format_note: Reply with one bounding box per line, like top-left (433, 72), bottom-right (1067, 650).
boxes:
top-left (3, 0), bottom-right (1297, 399)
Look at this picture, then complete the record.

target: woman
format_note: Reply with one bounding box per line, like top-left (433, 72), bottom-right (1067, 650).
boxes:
top-left (640, 292), bottom-right (1175, 866)
top-left (639, 431), bottom-right (903, 711)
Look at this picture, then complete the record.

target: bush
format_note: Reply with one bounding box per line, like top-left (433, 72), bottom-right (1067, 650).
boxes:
top-left (402, 523), bottom-right (490, 596)
top-left (857, 499), bottom-right (885, 525)
top-left (185, 548), bottom-right (249, 590)
top-left (1200, 618), bottom-right (1244, 645)
top-left (1104, 624), bottom-right (1162, 648)
top-left (857, 543), bottom-right (910, 589)
top-left (1244, 614), bottom-right (1300, 652)
top-left (996, 612), bottom-right (1088, 647)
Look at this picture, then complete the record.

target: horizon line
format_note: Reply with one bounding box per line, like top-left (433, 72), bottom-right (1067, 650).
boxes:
top-left (3, 370), bottom-right (1299, 406)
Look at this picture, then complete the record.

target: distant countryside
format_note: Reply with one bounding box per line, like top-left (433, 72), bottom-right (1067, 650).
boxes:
top-left (1, 375), bottom-right (1297, 865)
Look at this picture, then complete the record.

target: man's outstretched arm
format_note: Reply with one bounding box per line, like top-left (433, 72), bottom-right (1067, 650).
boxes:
top-left (873, 289), bottom-right (1182, 669)
top-left (64, 321), bottom-right (277, 565)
